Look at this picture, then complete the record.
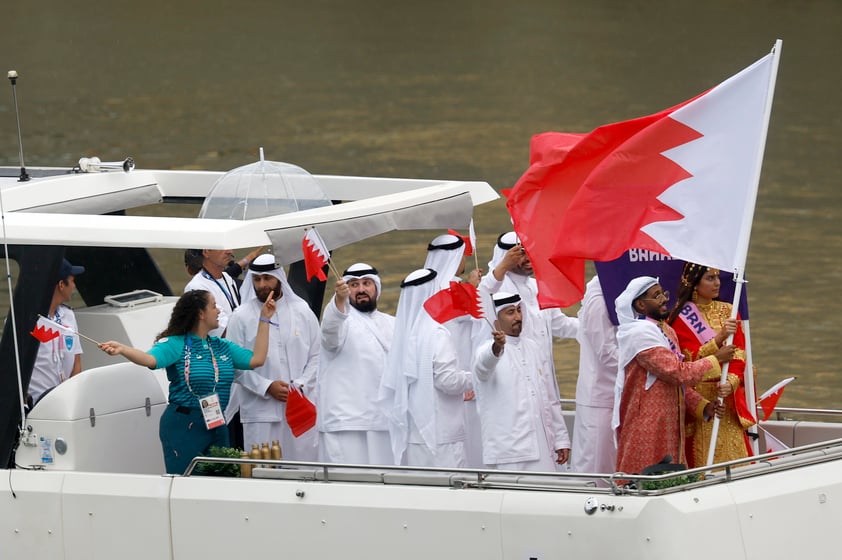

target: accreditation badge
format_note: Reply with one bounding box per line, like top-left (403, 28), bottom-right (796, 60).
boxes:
top-left (199, 393), bottom-right (225, 430)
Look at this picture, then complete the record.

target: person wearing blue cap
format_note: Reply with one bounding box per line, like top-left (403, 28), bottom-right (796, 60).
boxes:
top-left (29, 258), bottom-right (86, 405)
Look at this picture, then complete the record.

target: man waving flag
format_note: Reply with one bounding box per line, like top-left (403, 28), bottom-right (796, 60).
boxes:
top-left (505, 41), bottom-right (782, 309)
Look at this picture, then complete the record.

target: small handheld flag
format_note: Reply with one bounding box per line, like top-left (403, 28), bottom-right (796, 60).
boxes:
top-left (424, 281), bottom-right (484, 324)
top-left (30, 324), bottom-right (60, 343)
top-left (35, 314), bottom-right (101, 345)
top-left (756, 377), bottom-right (795, 419)
top-left (302, 227), bottom-right (337, 281)
top-left (286, 385), bottom-right (317, 437)
top-left (757, 425), bottom-right (790, 456)
top-left (468, 219), bottom-right (479, 271)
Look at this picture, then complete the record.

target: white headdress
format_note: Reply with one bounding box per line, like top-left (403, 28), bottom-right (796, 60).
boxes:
top-left (342, 262), bottom-right (382, 298)
top-left (614, 276), bottom-right (659, 326)
top-left (239, 253), bottom-right (307, 307)
top-left (487, 231), bottom-right (519, 272)
top-left (492, 291), bottom-right (521, 315)
top-left (424, 233), bottom-right (465, 290)
top-left (379, 268), bottom-right (440, 463)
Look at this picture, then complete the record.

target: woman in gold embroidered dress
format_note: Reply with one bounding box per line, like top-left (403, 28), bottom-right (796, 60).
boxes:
top-left (667, 262), bottom-right (756, 467)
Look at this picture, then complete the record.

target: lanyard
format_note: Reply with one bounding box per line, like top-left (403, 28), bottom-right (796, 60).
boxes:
top-left (201, 269), bottom-right (239, 310)
top-left (183, 335), bottom-right (219, 398)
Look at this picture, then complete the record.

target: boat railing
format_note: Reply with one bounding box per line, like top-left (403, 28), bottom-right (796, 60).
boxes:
top-left (771, 406), bottom-right (842, 420)
top-left (183, 435), bottom-right (842, 495)
top-left (183, 457), bottom-right (605, 491)
top-left (610, 435), bottom-right (842, 495)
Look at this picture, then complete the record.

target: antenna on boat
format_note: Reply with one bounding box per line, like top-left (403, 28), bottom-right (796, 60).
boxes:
top-left (6, 70), bottom-right (30, 182)
top-left (1, 73), bottom-right (30, 453)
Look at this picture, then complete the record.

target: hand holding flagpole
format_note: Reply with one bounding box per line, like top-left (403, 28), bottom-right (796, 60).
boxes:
top-left (706, 269), bottom-right (745, 466)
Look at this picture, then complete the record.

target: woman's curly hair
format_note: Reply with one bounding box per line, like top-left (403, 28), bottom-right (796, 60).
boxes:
top-left (156, 289), bottom-right (210, 340)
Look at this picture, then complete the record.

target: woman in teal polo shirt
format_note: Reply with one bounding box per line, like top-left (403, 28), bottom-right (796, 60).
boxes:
top-left (99, 288), bottom-right (275, 473)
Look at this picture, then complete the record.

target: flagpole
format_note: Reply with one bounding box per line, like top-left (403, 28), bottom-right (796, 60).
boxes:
top-left (742, 319), bottom-right (759, 454)
top-left (469, 219), bottom-right (479, 273)
top-left (706, 39), bottom-right (782, 467)
top-left (326, 258), bottom-right (342, 280)
top-left (705, 275), bottom-right (741, 467)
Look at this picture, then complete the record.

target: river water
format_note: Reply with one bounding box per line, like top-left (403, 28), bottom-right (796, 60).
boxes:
top-left (2, 1), bottom-right (841, 409)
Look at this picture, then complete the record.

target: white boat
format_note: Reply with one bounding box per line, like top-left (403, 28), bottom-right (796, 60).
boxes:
top-left (1, 160), bottom-right (841, 560)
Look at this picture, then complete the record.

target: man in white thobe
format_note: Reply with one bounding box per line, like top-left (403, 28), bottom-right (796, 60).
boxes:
top-left (479, 232), bottom-right (578, 470)
top-left (226, 254), bottom-right (320, 460)
top-left (473, 292), bottom-right (571, 471)
top-left (570, 276), bottom-right (619, 477)
top-left (379, 268), bottom-right (473, 468)
top-left (423, 233), bottom-right (483, 467)
top-left (318, 263), bottom-right (395, 465)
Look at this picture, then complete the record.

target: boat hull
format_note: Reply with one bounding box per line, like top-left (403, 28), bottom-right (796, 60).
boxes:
top-left (3, 457), bottom-right (842, 560)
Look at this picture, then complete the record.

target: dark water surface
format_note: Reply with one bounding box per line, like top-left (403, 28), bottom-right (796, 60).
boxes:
top-left (2, 1), bottom-right (841, 408)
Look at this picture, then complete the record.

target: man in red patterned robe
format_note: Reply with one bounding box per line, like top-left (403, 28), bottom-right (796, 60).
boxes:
top-left (612, 277), bottom-right (735, 476)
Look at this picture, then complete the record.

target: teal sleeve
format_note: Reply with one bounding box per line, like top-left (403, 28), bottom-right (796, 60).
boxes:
top-left (219, 338), bottom-right (254, 370)
top-left (147, 336), bottom-right (184, 369)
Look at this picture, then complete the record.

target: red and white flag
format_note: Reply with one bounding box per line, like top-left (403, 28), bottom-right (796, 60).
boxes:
top-left (505, 42), bottom-right (780, 308)
top-left (302, 228), bottom-right (330, 282)
top-left (424, 281), bottom-right (484, 324)
top-left (30, 314), bottom-right (76, 343)
top-left (285, 386), bottom-right (317, 437)
top-left (759, 426), bottom-right (790, 456)
top-left (756, 376), bottom-right (795, 419)
top-left (30, 323), bottom-right (60, 343)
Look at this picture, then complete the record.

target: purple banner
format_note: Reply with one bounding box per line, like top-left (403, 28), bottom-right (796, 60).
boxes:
top-left (594, 249), bottom-right (749, 326)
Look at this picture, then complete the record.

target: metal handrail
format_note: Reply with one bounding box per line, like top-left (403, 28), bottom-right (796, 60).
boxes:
top-left (183, 435), bottom-right (842, 495)
top-left (772, 406), bottom-right (842, 419)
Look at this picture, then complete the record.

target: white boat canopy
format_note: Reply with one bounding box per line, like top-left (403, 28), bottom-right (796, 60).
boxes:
top-left (0, 168), bottom-right (498, 265)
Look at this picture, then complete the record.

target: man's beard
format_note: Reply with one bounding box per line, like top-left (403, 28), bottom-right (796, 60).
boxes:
top-left (646, 308), bottom-right (669, 321)
top-left (350, 297), bottom-right (377, 313)
top-left (257, 285), bottom-right (282, 303)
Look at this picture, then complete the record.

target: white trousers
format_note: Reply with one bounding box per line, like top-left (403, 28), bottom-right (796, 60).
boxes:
top-left (318, 430), bottom-right (393, 465)
top-left (463, 399), bottom-right (484, 468)
top-left (405, 441), bottom-right (466, 468)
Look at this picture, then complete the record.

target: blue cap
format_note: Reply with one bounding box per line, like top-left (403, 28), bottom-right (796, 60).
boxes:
top-left (58, 259), bottom-right (85, 281)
